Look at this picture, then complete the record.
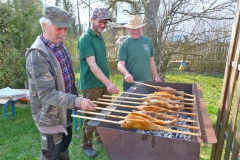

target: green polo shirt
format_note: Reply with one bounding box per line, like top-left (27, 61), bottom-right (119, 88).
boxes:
top-left (78, 29), bottom-right (109, 90)
top-left (117, 36), bottom-right (154, 88)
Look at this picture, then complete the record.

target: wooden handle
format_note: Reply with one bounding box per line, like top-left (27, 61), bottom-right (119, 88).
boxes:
top-left (163, 128), bottom-right (200, 136)
top-left (93, 101), bottom-right (137, 109)
top-left (172, 124), bottom-right (199, 130)
top-left (178, 111), bottom-right (197, 116)
top-left (71, 114), bottom-right (120, 124)
top-left (98, 98), bottom-right (142, 105)
top-left (77, 110), bottom-right (124, 119)
top-left (122, 92), bottom-right (147, 96)
top-left (176, 118), bottom-right (197, 123)
top-left (182, 92), bottom-right (195, 98)
top-left (103, 95), bottom-right (143, 101)
top-left (133, 81), bottom-right (156, 88)
top-left (95, 107), bottom-right (130, 114)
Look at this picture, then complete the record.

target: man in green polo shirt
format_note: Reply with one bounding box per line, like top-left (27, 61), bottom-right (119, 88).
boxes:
top-left (78, 8), bottom-right (119, 157)
top-left (117, 14), bottom-right (161, 91)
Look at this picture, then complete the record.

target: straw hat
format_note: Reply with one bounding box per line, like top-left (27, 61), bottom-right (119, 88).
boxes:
top-left (124, 15), bottom-right (146, 29)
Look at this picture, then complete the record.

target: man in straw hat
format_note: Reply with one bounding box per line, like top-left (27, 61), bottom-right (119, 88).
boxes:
top-left (25, 6), bottom-right (96, 160)
top-left (78, 7), bottom-right (119, 157)
top-left (117, 14), bottom-right (161, 91)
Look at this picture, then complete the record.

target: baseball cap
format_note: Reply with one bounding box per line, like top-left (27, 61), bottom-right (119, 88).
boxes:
top-left (43, 6), bottom-right (71, 28)
top-left (92, 8), bottom-right (112, 22)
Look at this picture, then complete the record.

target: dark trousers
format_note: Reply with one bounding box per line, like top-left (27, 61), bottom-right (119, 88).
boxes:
top-left (81, 87), bottom-right (110, 149)
top-left (40, 125), bottom-right (72, 160)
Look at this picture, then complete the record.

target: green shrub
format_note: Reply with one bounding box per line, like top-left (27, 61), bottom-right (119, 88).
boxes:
top-left (0, 2), bottom-right (42, 88)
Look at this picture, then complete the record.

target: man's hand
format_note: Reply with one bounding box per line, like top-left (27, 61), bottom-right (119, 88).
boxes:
top-left (155, 77), bottom-right (161, 82)
top-left (106, 82), bottom-right (119, 94)
top-left (80, 98), bottom-right (97, 111)
top-left (124, 74), bottom-right (133, 83)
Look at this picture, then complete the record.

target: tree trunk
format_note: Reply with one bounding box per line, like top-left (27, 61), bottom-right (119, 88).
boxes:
top-left (76, 0), bottom-right (82, 35)
top-left (143, 0), bottom-right (160, 43)
top-left (55, 0), bottom-right (59, 6)
top-left (143, 0), bottom-right (164, 80)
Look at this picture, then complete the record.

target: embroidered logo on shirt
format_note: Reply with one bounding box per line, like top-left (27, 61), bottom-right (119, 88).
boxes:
top-left (143, 44), bottom-right (149, 51)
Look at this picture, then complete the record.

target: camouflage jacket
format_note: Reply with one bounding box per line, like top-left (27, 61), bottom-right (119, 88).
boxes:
top-left (25, 36), bottom-right (80, 135)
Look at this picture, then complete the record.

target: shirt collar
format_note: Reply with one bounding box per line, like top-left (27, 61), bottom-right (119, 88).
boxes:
top-left (87, 28), bottom-right (102, 38)
top-left (40, 35), bottom-right (63, 51)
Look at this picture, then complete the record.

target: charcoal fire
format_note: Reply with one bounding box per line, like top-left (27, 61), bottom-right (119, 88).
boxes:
top-left (136, 112), bottom-right (193, 141)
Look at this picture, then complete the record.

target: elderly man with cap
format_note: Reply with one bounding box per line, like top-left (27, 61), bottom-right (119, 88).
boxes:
top-left (78, 7), bottom-right (119, 157)
top-left (25, 6), bottom-right (97, 160)
top-left (117, 14), bottom-right (161, 91)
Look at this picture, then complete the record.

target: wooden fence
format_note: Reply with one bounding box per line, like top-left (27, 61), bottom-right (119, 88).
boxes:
top-left (169, 42), bottom-right (229, 72)
top-left (170, 42), bottom-right (229, 63)
top-left (65, 39), bottom-right (229, 73)
top-left (211, 1), bottom-right (240, 159)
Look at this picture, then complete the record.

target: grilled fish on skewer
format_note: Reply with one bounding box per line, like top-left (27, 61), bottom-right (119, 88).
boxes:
top-left (142, 96), bottom-right (180, 103)
top-left (132, 110), bottom-right (195, 122)
top-left (77, 108), bottom-right (197, 123)
top-left (72, 114), bottom-right (200, 136)
top-left (133, 81), bottom-right (194, 97)
top-left (98, 97), bottom-right (195, 109)
top-left (142, 97), bottom-right (195, 110)
top-left (138, 105), bottom-right (177, 113)
top-left (143, 99), bottom-right (184, 110)
top-left (137, 105), bottom-right (196, 116)
top-left (155, 86), bottom-right (184, 95)
top-left (155, 86), bottom-right (195, 98)
top-left (93, 101), bottom-right (197, 116)
top-left (149, 91), bottom-right (184, 100)
top-left (127, 112), bottom-right (177, 125)
top-left (121, 92), bottom-right (195, 102)
top-left (119, 118), bottom-right (169, 130)
top-left (136, 111), bottom-right (177, 120)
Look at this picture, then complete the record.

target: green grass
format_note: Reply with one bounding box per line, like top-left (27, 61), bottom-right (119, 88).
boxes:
top-left (0, 71), bottom-right (223, 160)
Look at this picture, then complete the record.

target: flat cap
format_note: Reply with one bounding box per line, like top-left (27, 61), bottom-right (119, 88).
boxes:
top-left (43, 6), bottom-right (71, 28)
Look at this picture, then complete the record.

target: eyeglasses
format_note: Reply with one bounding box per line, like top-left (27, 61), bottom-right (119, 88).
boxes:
top-left (95, 19), bottom-right (108, 25)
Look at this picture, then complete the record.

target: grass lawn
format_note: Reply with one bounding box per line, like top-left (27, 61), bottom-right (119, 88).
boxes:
top-left (0, 71), bottom-right (223, 160)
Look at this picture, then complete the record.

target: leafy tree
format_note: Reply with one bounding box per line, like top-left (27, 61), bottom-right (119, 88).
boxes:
top-left (0, 0), bottom-right (42, 88)
top-left (106, 0), bottom-right (235, 80)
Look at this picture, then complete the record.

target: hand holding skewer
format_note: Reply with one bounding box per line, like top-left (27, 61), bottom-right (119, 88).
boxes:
top-left (124, 73), bottom-right (134, 83)
top-left (79, 98), bottom-right (97, 111)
